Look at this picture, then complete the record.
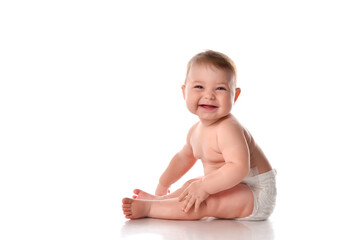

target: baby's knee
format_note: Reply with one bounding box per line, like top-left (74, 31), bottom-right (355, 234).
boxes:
top-left (182, 177), bottom-right (202, 189)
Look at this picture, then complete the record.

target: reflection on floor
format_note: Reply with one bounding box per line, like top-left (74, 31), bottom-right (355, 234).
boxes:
top-left (121, 217), bottom-right (274, 240)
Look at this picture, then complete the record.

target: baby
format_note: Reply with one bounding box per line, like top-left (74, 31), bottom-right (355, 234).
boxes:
top-left (122, 50), bottom-right (277, 221)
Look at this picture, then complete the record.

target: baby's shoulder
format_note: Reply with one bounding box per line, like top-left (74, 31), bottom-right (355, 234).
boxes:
top-left (218, 117), bottom-right (253, 145)
top-left (217, 114), bottom-right (244, 133)
top-left (216, 115), bottom-right (248, 148)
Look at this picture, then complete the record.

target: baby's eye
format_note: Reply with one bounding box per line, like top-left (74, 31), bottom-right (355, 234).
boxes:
top-left (217, 87), bottom-right (226, 91)
top-left (194, 85), bottom-right (204, 89)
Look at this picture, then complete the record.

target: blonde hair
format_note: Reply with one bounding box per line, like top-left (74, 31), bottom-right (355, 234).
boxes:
top-left (184, 50), bottom-right (237, 88)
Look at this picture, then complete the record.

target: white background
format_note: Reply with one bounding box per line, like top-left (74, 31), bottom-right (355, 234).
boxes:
top-left (1, 0), bottom-right (359, 239)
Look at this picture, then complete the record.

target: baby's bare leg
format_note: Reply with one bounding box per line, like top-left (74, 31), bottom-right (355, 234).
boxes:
top-left (208, 183), bottom-right (254, 219)
top-left (160, 177), bottom-right (203, 199)
top-left (123, 183), bottom-right (254, 220)
top-left (122, 197), bottom-right (207, 220)
top-left (134, 177), bottom-right (202, 200)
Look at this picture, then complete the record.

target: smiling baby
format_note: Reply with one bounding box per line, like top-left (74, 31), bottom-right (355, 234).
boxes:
top-left (122, 50), bottom-right (277, 221)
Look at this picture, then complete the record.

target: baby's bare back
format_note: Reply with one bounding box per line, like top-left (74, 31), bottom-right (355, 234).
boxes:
top-left (189, 115), bottom-right (272, 176)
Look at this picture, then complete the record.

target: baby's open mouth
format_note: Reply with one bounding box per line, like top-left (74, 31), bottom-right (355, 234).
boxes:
top-left (199, 104), bottom-right (218, 110)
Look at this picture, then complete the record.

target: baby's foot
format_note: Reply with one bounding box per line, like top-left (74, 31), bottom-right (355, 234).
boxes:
top-left (133, 189), bottom-right (161, 200)
top-left (122, 198), bottom-right (150, 219)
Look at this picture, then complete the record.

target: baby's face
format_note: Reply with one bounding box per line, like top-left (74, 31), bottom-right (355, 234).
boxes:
top-left (183, 64), bottom-right (237, 124)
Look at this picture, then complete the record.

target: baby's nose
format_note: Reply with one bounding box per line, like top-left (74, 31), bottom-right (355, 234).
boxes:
top-left (204, 91), bottom-right (216, 100)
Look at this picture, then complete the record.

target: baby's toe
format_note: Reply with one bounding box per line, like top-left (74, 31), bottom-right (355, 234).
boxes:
top-left (122, 198), bottom-right (133, 204)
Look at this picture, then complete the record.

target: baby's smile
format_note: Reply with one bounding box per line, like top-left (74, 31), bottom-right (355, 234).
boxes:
top-left (199, 104), bottom-right (218, 111)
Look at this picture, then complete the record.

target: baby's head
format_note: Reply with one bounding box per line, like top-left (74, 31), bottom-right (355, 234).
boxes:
top-left (182, 50), bottom-right (241, 123)
top-left (184, 50), bottom-right (238, 91)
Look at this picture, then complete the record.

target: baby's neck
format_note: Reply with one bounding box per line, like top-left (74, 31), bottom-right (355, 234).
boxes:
top-left (199, 114), bottom-right (231, 127)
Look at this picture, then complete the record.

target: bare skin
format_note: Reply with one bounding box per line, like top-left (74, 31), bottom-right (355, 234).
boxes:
top-left (123, 183), bottom-right (254, 220)
top-left (133, 177), bottom-right (202, 200)
top-left (122, 60), bottom-right (273, 220)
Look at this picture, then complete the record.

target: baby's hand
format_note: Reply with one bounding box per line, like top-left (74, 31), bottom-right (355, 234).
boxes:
top-left (178, 180), bottom-right (209, 213)
top-left (155, 183), bottom-right (170, 196)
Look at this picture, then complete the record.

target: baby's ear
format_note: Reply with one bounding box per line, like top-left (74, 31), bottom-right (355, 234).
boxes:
top-left (181, 85), bottom-right (186, 99)
top-left (234, 88), bottom-right (241, 103)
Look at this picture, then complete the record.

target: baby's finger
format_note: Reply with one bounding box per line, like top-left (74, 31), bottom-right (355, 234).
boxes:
top-left (184, 197), bottom-right (196, 213)
top-left (181, 196), bottom-right (190, 210)
top-left (178, 190), bottom-right (188, 202)
top-left (194, 199), bottom-right (202, 213)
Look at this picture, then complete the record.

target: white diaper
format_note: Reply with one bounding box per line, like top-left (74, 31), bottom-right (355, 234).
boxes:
top-left (237, 167), bottom-right (277, 221)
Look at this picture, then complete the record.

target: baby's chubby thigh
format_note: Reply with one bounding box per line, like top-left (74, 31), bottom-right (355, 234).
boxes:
top-left (205, 183), bottom-right (254, 219)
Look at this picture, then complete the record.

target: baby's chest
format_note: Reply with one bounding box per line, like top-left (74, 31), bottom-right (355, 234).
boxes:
top-left (190, 133), bottom-right (222, 161)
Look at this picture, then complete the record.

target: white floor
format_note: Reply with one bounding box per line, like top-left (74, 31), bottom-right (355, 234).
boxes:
top-left (119, 211), bottom-right (358, 240)
top-left (120, 218), bottom-right (274, 240)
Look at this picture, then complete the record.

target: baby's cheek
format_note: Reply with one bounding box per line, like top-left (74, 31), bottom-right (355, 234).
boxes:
top-left (186, 101), bottom-right (197, 113)
top-left (223, 99), bottom-right (233, 111)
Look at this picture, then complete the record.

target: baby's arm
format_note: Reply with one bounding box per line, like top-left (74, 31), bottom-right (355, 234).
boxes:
top-left (179, 123), bottom-right (250, 212)
top-left (201, 123), bottom-right (250, 194)
top-left (156, 124), bottom-right (198, 195)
